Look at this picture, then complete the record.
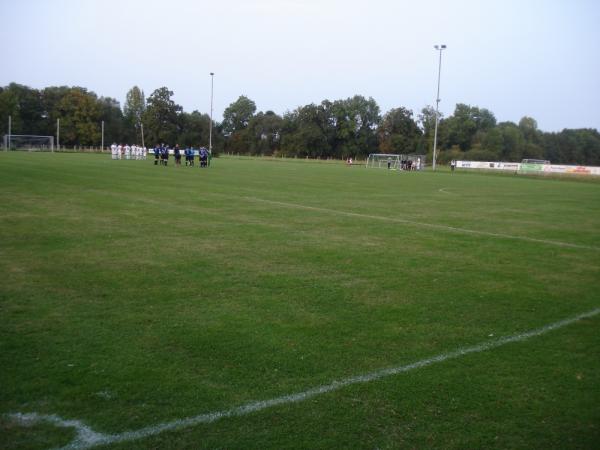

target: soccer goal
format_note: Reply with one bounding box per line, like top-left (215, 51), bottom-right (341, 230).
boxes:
top-left (521, 159), bottom-right (550, 165)
top-left (518, 158), bottom-right (550, 175)
top-left (3, 134), bottom-right (55, 151)
top-left (366, 154), bottom-right (401, 170)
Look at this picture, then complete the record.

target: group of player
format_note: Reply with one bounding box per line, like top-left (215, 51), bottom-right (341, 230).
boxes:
top-left (153, 144), bottom-right (210, 168)
top-left (110, 144), bottom-right (147, 160)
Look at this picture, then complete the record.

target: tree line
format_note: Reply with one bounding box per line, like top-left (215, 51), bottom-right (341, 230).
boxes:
top-left (1, 82), bottom-right (599, 165)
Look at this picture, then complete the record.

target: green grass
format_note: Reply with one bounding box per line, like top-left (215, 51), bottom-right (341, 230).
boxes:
top-left (1, 152), bottom-right (599, 449)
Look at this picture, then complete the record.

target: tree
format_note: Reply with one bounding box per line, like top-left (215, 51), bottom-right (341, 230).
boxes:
top-left (377, 107), bottom-right (421, 154)
top-left (124, 86), bottom-right (146, 143)
top-left (417, 105), bottom-right (441, 159)
top-left (222, 95), bottom-right (256, 134)
top-left (99, 96), bottom-right (126, 145)
top-left (281, 104), bottom-right (331, 158)
top-left (142, 87), bottom-right (182, 145)
top-left (444, 104), bottom-right (497, 151)
top-left (39, 86), bottom-right (70, 136)
top-left (55, 87), bottom-right (102, 146)
top-left (497, 122), bottom-right (524, 161)
top-left (247, 111), bottom-right (283, 155)
top-left (0, 83), bottom-right (44, 135)
top-left (178, 110), bottom-right (211, 148)
top-left (544, 129), bottom-right (600, 165)
top-left (330, 96), bottom-right (380, 158)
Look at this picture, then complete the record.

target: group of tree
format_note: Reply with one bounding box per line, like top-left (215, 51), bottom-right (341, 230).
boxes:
top-left (0, 83), bottom-right (217, 149)
top-left (1, 82), bottom-right (599, 165)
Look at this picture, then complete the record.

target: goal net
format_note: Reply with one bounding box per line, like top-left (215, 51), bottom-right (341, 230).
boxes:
top-left (3, 135), bottom-right (54, 151)
top-left (519, 158), bottom-right (550, 175)
top-left (521, 159), bottom-right (550, 165)
top-left (366, 153), bottom-right (401, 170)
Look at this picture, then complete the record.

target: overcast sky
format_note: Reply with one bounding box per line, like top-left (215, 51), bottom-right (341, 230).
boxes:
top-left (1, 0), bottom-right (598, 131)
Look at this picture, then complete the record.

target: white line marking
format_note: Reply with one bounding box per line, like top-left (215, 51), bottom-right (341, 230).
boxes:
top-left (244, 197), bottom-right (599, 251)
top-left (438, 187), bottom-right (456, 195)
top-left (7, 307), bottom-right (600, 450)
top-left (7, 412), bottom-right (107, 449)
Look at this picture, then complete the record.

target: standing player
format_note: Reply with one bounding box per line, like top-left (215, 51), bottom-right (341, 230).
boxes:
top-left (199, 147), bottom-right (208, 168)
top-left (154, 144), bottom-right (160, 165)
top-left (111, 143), bottom-right (118, 160)
top-left (162, 144), bottom-right (169, 166)
top-left (174, 144), bottom-right (181, 166)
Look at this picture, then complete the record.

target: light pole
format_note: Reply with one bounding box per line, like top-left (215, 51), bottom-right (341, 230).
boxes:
top-left (7, 115), bottom-right (11, 151)
top-left (432, 44), bottom-right (446, 171)
top-left (209, 72), bottom-right (214, 154)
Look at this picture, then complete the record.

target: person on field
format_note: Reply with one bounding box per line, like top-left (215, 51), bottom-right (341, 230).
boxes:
top-left (387, 157), bottom-right (392, 169)
top-left (154, 144), bottom-right (160, 165)
top-left (163, 145), bottom-right (169, 166)
top-left (199, 147), bottom-right (208, 168)
top-left (174, 144), bottom-right (182, 166)
top-left (451, 160), bottom-right (456, 172)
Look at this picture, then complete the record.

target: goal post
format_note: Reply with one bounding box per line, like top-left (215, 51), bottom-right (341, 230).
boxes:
top-left (519, 158), bottom-right (550, 175)
top-left (366, 153), bottom-right (401, 170)
top-left (3, 135), bottom-right (55, 152)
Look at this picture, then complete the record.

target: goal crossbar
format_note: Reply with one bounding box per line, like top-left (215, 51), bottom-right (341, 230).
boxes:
top-left (3, 134), bottom-right (55, 151)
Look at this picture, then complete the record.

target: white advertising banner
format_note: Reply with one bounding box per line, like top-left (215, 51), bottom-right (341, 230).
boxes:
top-left (455, 161), bottom-right (520, 171)
top-left (456, 161), bottom-right (600, 176)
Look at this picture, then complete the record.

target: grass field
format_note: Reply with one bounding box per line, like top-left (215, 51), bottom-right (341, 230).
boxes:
top-left (1, 152), bottom-right (599, 449)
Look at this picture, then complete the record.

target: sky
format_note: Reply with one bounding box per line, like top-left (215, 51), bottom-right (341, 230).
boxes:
top-left (1, 0), bottom-right (599, 132)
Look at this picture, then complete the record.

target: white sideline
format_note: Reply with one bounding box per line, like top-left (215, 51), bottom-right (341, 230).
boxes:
top-left (244, 197), bottom-right (600, 251)
top-left (8, 307), bottom-right (600, 450)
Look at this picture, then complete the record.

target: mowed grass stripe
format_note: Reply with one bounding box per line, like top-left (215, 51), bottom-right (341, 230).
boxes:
top-left (241, 196), bottom-right (600, 251)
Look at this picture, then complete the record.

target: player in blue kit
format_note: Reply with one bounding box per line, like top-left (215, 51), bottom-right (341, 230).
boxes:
top-left (199, 147), bottom-right (208, 168)
top-left (153, 144), bottom-right (160, 165)
top-left (161, 144), bottom-right (169, 166)
top-left (174, 144), bottom-right (181, 167)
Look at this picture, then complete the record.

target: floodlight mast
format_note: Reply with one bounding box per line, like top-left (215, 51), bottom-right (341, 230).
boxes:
top-left (432, 44), bottom-right (446, 171)
top-left (209, 72), bottom-right (214, 154)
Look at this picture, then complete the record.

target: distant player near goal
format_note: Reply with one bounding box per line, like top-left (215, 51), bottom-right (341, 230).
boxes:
top-left (366, 154), bottom-right (401, 170)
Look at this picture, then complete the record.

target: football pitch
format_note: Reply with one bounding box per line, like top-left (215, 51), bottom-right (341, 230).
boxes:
top-left (1, 152), bottom-right (599, 449)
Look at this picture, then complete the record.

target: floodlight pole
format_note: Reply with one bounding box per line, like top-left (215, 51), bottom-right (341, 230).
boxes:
top-left (7, 115), bottom-right (11, 151)
top-left (432, 44), bottom-right (446, 171)
top-left (209, 72), bottom-right (214, 154)
top-left (141, 123), bottom-right (145, 148)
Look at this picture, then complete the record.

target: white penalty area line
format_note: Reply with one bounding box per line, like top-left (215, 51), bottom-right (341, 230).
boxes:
top-left (244, 197), bottom-right (599, 251)
top-left (8, 307), bottom-right (600, 450)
